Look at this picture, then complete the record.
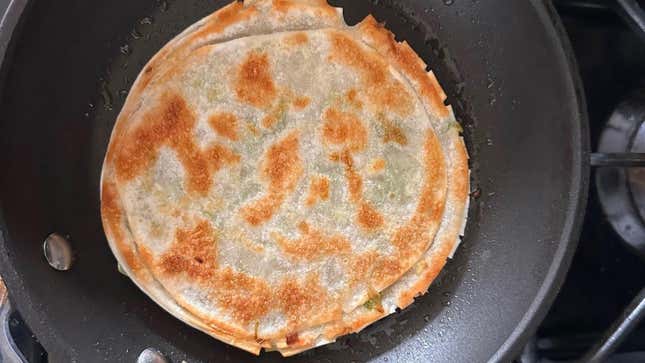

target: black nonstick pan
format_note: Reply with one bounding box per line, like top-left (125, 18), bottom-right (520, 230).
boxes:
top-left (0, 0), bottom-right (589, 362)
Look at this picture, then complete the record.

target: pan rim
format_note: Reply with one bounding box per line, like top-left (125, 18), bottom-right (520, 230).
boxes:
top-left (490, 0), bottom-right (590, 361)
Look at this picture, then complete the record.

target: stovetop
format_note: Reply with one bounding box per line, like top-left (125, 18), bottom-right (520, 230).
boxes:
top-left (520, 2), bottom-right (645, 362)
top-left (4, 2), bottom-right (645, 363)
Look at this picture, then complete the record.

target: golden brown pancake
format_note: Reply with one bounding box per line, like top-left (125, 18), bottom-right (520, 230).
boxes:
top-left (100, 0), bottom-right (469, 355)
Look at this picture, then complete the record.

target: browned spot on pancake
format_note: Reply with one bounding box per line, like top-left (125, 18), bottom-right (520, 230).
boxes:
top-left (455, 141), bottom-right (470, 200)
top-left (391, 222), bottom-right (427, 260)
top-left (235, 52), bottom-right (276, 109)
top-left (417, 131), bottom-right (446, 216)
top-left (120, 248), bottom-right (142, 273)
top-left (357, 16), bottom-right (449, 117)
top-left (263, 131), bottom-right (303, 192)
top-left (241, 131), bottom-right (303, 226)
top-left (208, 112), bottom-right (239, 141)
top-left (371, 257), bottom-right (402, 282)
top-left (286, 332), bottom-right (300, 346)
top-left (347, 169), bottom-right (363, 204)
top-left (382, 118), bottom-right (408, 146)
top-left (346, 89), bottom-right (362, 108)
top-left (216, 267), bottom-right (272, 323)
top-left (112, 93), bottom-right (239, 195)
top-left (204, 144), bottom-right (241, 169)
top-left (286, 32), bottom-right (309, 46)
top-left (272, 0), bottom-right (336, 16)
top-left (159, 220), bottom-right (218, 279)
top-left (101, 180), bottom-right (142, 271)
top-left (292, 96), bottom-right (311, 109)
top-left (328, 32), bottom-right (412, 116)
top-left (322, 108), bottom-right (367, 153)
top-left (357, 202), bottom-right (384, 230)
top-left (274, 221), bottom-right (350, 260)
top-left (241, 194), bottom-right (284, 227)
top-left (112, 94), bottom-right (190, 182)
top-left (276, 274), bottom-right (328, 324)
top-left (138, 246), bottom-right (155, 268)
top-left (272, 0), bottom-right (295, 12)
top-left (175, 143), bottom-right (212, 194)
top-left (330, 150), bottom-right (362, 204)
top-left (369, 158), bottom-right (386, 173)
top-left (261, 114), bottom-right (277, 129)
top-left (156, 221), bottom-right (272, 323)
top-left (101, 181), bottom-right (123, 242)
top-left (305, 176), bottom-right (330, 207)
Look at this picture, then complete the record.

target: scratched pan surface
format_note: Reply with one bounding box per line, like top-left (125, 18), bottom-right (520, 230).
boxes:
top-left (0, 0), bottom-right (588, 362)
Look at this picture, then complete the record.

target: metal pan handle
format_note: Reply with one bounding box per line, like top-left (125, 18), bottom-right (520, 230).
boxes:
top-left (590, 152), bottom-right (645, 167)
top-left (580, 287), bottom-right (645, 363)
top-left (615, 0), bottom-right (645, 42)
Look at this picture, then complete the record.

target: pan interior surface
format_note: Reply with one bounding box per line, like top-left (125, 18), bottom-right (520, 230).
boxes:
top-left (0, 0), bottom-right (587, 362)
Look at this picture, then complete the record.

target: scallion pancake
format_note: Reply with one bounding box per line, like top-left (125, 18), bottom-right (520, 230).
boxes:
top-left (101, 0), bottom-right (469, 355)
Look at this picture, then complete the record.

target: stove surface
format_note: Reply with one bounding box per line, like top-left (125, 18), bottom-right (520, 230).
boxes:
top-left (522, 3), bottom-right (645, 362)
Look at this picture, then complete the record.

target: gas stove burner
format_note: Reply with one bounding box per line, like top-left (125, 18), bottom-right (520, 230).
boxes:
top-left (596, 89), bottom-right (645, 259)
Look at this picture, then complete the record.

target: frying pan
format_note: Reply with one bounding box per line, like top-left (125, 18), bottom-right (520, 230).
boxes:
top-left (0, 0), bottom-right (589, 362)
